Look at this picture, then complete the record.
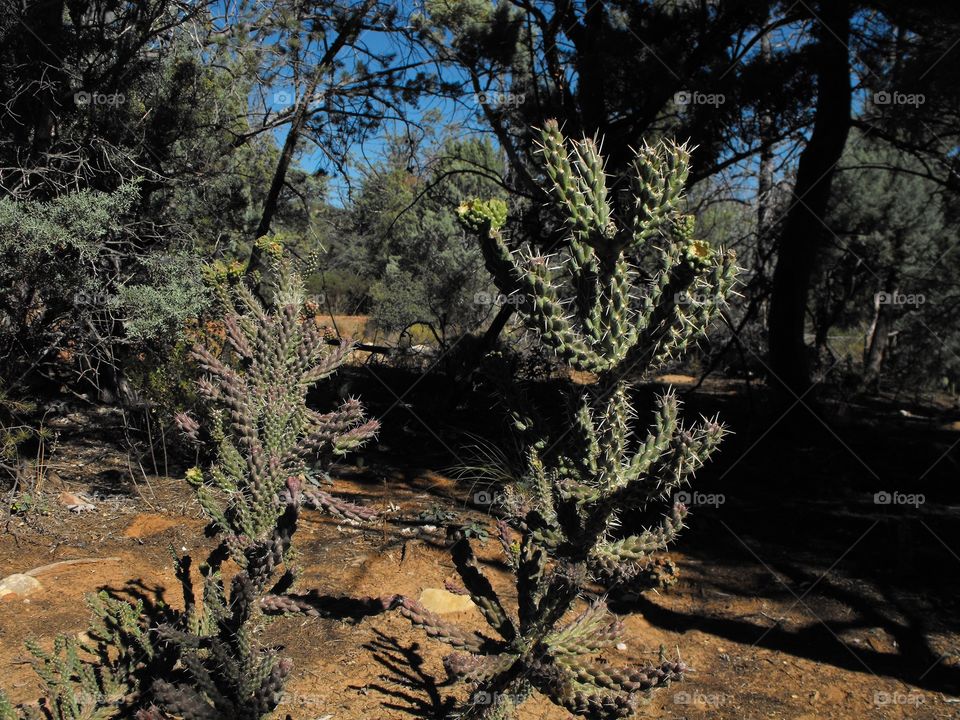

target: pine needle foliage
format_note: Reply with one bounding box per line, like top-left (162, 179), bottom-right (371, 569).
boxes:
top-left (398, 121), bottom-right (738, 719)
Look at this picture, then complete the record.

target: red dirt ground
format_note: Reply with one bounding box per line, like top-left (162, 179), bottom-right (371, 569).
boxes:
top-left (1, 403), bottom-right (957, 719)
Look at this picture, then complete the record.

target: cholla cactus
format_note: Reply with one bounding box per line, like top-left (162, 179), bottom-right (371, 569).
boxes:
top-left (23, 633), bottom-right (126, 720)
top-left (1, 260), bottom-right (381, 720)
top-left (86, 591), bottom-right (156, 684)
top-left (0, 692), bottom-right (14, 720)
top-left (148, 561), bottom-right (294, 720)
top-left (176, 254), bottom-right (379, 560)
top-left (0, 591), bottom-right (156, 720)
top-left (402, 121), bottom-right (737, 719)
top-left (154, 256), bottom-right (379, 719)
top-left (182, 252), bottom-right (380, 519)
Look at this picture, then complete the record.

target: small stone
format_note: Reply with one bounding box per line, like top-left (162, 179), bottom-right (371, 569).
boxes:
top-left (0, 573), bottom-right (42, 599)
top-left (616, 642), bottom-right (628, 651)
top-left (59, 491), bottom-right (95, 513)
top-left (418, 588), bottom-right (476, 614)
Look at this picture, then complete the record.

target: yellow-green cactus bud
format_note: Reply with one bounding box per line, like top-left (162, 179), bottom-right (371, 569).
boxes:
top-left (201, 259), bottom-right (245, 287)
top-left (254, 234), bottom-right (285, 262)
top-left (685, 239), bottom-right (714, 266)
top-left (674, 214), bottom-right (696, 240)
top-left (457, 198), bottom-right (508, 233)
top-left (185, 466), bottom-right (204, 487)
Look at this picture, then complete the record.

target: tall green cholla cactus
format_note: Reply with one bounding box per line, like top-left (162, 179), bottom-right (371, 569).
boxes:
top-left (158, 256), bottom-right (379, 719)
top-left (400, 121), bottom-right (737, 719)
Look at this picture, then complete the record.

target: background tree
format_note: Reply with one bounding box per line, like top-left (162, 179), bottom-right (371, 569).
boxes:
top-left (357, 133), bottom-right (505, 346)
top-left (812, 132), bottom-right (957, 392)
top-left (0, 0), bottom-right (330, 399)
top-left (222, 0), bottom-right (433, 278)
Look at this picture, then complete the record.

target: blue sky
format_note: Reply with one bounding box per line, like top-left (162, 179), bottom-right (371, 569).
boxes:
top-left (257, 12), bottom-right (481, 206)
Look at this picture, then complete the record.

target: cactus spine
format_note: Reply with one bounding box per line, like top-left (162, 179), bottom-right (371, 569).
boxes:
top-left (401, 121), bottom-right (737, 719)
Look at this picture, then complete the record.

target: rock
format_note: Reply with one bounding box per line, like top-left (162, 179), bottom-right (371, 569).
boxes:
top-left (0, 573), bottom-right (43, 599)
top-left (418, 588), bottom-right (476, 614)
top-left (821, 686), bottom-right (846, 704)
top-left (408, 344), bottom-right (436, 357)
top-left (59, 491), bottom-right (95, 512)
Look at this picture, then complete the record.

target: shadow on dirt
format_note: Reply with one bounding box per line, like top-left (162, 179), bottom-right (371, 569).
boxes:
top-left (360, 629), bottom-right (456, 719)
top-left (614, 383), bottom-right (960, 696)
top-left (344, 364), bottom-right (960, 696)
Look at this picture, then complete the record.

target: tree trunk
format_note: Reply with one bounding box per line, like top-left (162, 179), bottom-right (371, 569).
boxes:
top-left (767, 0), bottom-right (852, 398)
top-left (756, 30), bottom-right (776, 282)
top-left (245, 0), bottom-right (377, 280)
top-left (447, 305), bottom-right (515, 409)
top-left (5, 0), bottom-right (66, 194)
top-left (863, 278), bottom-right (897, 392)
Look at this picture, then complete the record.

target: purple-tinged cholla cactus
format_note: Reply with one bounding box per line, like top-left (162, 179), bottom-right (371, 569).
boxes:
top-left (158, 255), bottom-right (379, 719)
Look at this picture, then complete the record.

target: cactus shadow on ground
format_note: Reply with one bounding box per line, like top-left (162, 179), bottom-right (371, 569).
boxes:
top-left (360, 629), bottom-right (457, 719)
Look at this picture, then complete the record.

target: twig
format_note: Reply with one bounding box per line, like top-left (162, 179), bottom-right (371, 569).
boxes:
top-left (159, 420), bottom-right (169, 478)
top-left (24, 557), bottom-right (123, 577)
top-left (145, 409), bottom-right (159, 476)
